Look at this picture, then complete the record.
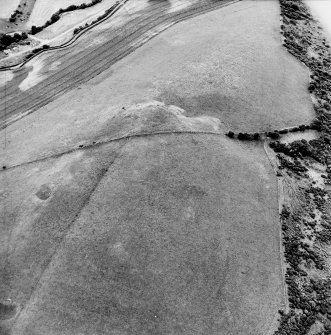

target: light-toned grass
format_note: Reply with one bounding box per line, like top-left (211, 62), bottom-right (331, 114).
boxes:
top-left (30, 0), bottom-right (117, 40)
top-left (18, 57), bottom-right (44, 91)
top-left (28, 0), bottom-right (87, 26)
top-left (0, 0), bottom-right (20, 19)
top-left (305, 0), bottom-right (331, 40)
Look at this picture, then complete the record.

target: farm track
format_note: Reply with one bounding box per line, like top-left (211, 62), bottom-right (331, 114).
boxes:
top-left (0, 0), bottom-right (238, 127)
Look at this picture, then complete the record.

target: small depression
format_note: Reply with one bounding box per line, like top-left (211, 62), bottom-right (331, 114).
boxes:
top-left (0, 302), bottom-right (17, 321)
top-left (36, 184), bottom-right (52, 200)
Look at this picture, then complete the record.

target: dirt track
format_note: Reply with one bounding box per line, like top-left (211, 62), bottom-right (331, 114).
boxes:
top-left (0, 0), bottom-right (237, 126)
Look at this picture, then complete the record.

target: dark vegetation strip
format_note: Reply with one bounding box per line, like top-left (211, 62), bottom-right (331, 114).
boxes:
top-left (226, 124), bottom-right (312, 141)
top-left (273, 1), bottom-right (331, 334)
top-left (0, 32), bottom-right (28, 52)
top-left (29, 0), bottom-right (103, 35)
top-left (1, 129), bottom-right (221, 172)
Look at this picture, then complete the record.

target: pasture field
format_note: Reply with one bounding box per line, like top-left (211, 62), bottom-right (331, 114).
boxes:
top-left (1, 103), bottom-right (283, 335)
top-left (0, 0), bottom-right (316, 333)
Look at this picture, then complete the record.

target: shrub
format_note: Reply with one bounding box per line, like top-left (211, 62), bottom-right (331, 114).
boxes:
top-left (31, 25), bottom-right (42, 35)
top-left (226, 131), bottom-right (234, 138)
top-left (50, 13), bottom-right (60, 23)
top-left (267, 131), bottom-right (280, 139)
top-left (13, 33), bottom-right (22, 41)
top-left (237, 133), bottom-right (252, 140)
top-left (310, 119), bottom-right (322, 131)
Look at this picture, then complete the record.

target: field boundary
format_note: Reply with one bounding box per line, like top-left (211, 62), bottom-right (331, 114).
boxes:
top-left (264, 140), bottom-right (290, 314)
top-left (1, 129), bottom-right (223, 172)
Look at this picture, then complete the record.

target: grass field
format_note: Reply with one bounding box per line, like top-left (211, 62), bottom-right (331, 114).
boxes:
top-left (0, 0), bottom-right (315, 333)
top-left (0, 0), bottom-right (20, 19)
top-left (1, 104), bottom-right (283, 335)
top-left (13, 0), bottom-right (313, 132)
top-left (89, 0), bottom-right (313, 133)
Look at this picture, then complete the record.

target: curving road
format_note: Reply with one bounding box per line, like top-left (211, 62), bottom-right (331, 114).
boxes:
top-left (0, 0), bottom-right (238, 128)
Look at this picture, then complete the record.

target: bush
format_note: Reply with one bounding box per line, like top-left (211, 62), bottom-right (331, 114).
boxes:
top-left (13, 33), bottom-right (22, 41)
top-left (267, 131), bottom-right (280, 139)
top-left (31, 25), bottom-right (42, 35)
top-left (237, 133), bottom-right (253, 140)
top-left (50, 13), bottom-right (60, 23)
top-left (226, 131), bottom-right (234, 138)
top-left (310, 119), bottom-right (322, 131)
